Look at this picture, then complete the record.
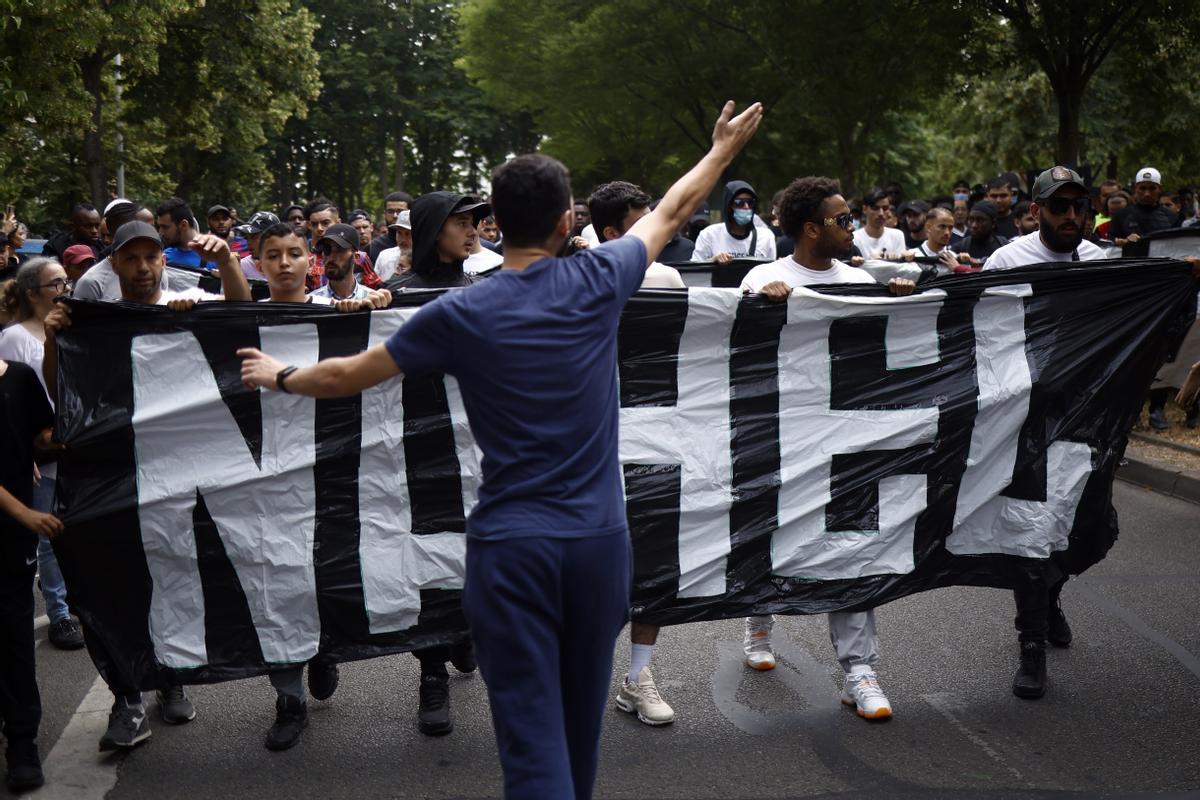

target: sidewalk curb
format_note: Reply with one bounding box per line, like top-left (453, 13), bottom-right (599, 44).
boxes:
top-left (1117, 456), bottom-right (1200, 505)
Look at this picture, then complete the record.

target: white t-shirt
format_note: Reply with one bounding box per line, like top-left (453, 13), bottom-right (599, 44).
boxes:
top-left (741, 256), bottom-right (875, 292)
top-left (308, 279), bottom-right (372, 301)
top-left (692, 223), bottom-right (776, 261)
top-left (0, 323), bottom-right (55, 478)
top-left (374, 247), bottom-right (404, 282)
top-left (852, 226), bottom-right (906, 259)
top-left (983, 231), bottom-right (1106, 270)
top-left (464, 247), bottom-right (504, 275)
top-left (641, 262), bottom-right (686, 289)
top-left (155, 287), bottom-right (221, 305)
top-left (73, 257), bottom-right (170, 301)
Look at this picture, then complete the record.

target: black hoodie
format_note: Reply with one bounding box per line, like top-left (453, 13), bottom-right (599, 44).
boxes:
top-left (385, 191), bottom-right (478, 290)
top-left (722, 180), bottom-right (758, 238)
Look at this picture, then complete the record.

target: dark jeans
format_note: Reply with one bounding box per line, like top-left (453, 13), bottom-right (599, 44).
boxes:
top-left (0, 529), bottom-right (41, 741)
top-left (464, 531), bottom-right (630, 800)
top-left (1012, 559), bottom-right (1067, 644)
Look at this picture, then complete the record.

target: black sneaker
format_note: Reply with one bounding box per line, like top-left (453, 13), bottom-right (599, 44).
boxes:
top-left (5, 738), bottom-right (44, 792)
top-left (417, 673), bottom-right (453, 736)
top-left (307, 662), bottom-right (339, 702)
top-left (156, 684), bottom-right (196, 724)
top-left (1148, 408), bottom-right (1169, 431)
top-left (449, 639), bottom-right (477, 674)
top-left (264, 695), bottom-right (308, 751)
top-left (99, 698), bottom-right (151, 751)
top-left (48, 617), bottom-right (85, 650)
top-left (1012, 641), bottom-right (1047, 699)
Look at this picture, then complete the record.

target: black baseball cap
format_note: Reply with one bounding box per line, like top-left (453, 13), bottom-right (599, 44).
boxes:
top-left (244, 211), bottom-right (280, 235)
top-left (207, 204), bottom-right (231, 218)
top-left (112, 220), bottom-right (163, 253)
top-left (316, 223), bottom-right (358, 251)
top-left (969, 200), bottom-right (999, 220)
top-left (898, 200), bottom-right (930, 216)
top-left (1032, 166), bottom-right (1086, 200)
top-left (450, 196), bottom-right (491, 223)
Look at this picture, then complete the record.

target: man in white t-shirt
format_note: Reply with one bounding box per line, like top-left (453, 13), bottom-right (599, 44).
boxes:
top-left (910, 207), bottom-right (963, 275)
top-left (740, 176), bottom-right (914, 722)
top-left (976, 165), bottom-right (1105, 703)
top-left (692, 180), bottom-right (776, 263)
top-left (852, 188), bottom-right (906, 260)
top-left (374, 210), bottom-right (413, 282)
top-left (984, 166), bottom-right (1105, 271)
top-left (39, 219), bottom-right (249, 753)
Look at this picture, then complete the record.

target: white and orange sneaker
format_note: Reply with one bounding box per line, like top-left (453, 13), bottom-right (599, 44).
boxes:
top-left (743, 615), bottom-right (776, 670)
top-left (841, 669), bottom-right (892, 720)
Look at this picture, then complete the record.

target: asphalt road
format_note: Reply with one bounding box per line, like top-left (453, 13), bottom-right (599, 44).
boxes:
top-left (19, 480), bottom-right (1200, 800)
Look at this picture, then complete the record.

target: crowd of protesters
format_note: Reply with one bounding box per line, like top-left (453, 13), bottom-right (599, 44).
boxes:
top-left (2, 113), bottom-right (1200, 799)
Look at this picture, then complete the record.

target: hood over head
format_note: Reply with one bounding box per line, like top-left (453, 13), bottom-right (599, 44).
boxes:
top-left (409, 191), bottom-right (490, 278)
top-left (722, 180), bottom-right (757, 232)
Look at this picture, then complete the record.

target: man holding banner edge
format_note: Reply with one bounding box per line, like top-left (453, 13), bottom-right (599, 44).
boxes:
top-left (238, 100), bottom-right (763, 799)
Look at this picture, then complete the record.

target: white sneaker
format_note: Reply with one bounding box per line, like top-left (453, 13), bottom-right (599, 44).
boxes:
top-left (743, 615), bottom-right (776, 670)
top-left (841, 670), bottom-right (892, 720)
top-left (615, 667), bottom-right (675, 726)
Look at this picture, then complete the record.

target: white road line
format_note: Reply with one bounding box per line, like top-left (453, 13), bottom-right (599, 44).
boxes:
top-left (21, 676), bottom-right (120, 800)
top-left (921, 692), bottom-right (1034, 789)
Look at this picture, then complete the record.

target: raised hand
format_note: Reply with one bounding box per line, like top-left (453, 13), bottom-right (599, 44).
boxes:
top-left (711, 100), bottom-right (764, 161)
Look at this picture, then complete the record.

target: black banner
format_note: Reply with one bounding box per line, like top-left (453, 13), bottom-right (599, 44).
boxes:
top-left (52, 259), bottom-right (1196, 688)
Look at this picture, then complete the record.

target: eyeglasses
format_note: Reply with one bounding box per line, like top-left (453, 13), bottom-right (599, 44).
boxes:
top-left (731, 198), bottom-right (756, 209)
top-left (820, 213), bottom-right (855, 230)
top-left (39, 278), bottom-right (72, 293)
top-left (1042, 197), bottom-right (1090, 216)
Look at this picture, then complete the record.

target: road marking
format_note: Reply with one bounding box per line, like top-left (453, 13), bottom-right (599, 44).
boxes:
top-left (36, 614), bottom-right (49, 632)
top-left (21, 676), bottom-right (120, 800)
top-left (1075, 579), bottom-right (1200, 680)
top-left (921, 692), bottom-right (1034, 789)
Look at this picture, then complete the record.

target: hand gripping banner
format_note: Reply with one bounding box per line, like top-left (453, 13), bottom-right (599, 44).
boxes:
top-left (50, 260), bottom-right (1196, 688)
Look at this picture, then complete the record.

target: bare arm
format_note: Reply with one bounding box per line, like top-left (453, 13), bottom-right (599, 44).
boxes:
top-left (626, 100), bottom-right (763, 266)
top-left (0, 484), bottom-right (63, 539)
top-left (189, 234), bottom-right (251, 301)
top-left (238, 343), bottom-right (402, 399)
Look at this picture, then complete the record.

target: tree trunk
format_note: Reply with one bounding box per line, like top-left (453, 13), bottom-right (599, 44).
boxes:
top-left (1054, 85), bottom-right (1084, 166)
top-left (393, 123), bottom-right (406, 192)
top-left (80, 54), bottom-right (108, 208)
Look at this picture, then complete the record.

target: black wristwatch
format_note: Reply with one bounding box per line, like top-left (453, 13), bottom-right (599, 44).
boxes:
top-left (276, 365), bottom-right (299, 393)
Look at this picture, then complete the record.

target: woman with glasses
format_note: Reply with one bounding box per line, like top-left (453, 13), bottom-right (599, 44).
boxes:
top-left (0, 258), bottom-right (85, 653)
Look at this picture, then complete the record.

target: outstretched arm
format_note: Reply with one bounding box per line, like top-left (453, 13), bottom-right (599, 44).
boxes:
top-left (238, 343), bottom-right (402, 399)
top-left (627, 101), bottom-right (764, 266)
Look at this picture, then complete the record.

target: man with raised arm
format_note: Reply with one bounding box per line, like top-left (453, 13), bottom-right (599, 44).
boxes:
top-left (239, 100), bottom-right (763, 800)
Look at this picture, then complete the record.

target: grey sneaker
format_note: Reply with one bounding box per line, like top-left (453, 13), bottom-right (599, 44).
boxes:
top-left (99, 698), bottom-right (151, 751)
top-left (743, 615), bottom-right (776, 670)
top-left (615, 667), bottom-right (675, 726)
top-left (156, 684), bottom-right (196, 725)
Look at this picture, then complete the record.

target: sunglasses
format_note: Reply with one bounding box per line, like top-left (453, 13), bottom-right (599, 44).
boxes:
top-left (819, 213), bottom-right (855, 230)
top-left (731, 198), bottom-right (756, 209)
top-left (1042, 197), bottom-right (1090, 216)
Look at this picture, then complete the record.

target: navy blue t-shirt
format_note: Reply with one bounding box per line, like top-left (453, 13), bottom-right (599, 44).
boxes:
top-left (385, 235), bottom-right (648, 540)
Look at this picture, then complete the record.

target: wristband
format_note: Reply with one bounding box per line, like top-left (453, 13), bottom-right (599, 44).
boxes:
top-left (276, 366), bottom-right (299, 393)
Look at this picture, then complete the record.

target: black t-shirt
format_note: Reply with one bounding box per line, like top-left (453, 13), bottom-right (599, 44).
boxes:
top-left (951, 233), bottom-right (1009, 260)
top-left (658, 234), bottom-right (695, 263)
top-left (992, 215), bottom-right (1019, 240)
top-left (1109, 204), bottom-right (1179, 239)
top-left (0, 361), bottom-right (53, 528)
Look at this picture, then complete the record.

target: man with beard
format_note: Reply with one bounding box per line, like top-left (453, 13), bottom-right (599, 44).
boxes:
top-left (207, 204), bottom-right (250, 259)
top-left (896, 200), bottom-right (929, 249)
top-left (983, 166), bottom-right (1103, 700)
top-left (309, 224), bottom-right (376, 301)
top-left (986, 167), bottom-right (1104, 271)
top-left (737, 176), bottom-right (913, 722)
top-left (1109, 167), bottom-right (1178, 248)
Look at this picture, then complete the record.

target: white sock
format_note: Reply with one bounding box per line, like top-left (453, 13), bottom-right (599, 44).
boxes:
top-left (628, 643), bottom-right (654, 683)
top-left (847, 663), bottom-right (873, 678)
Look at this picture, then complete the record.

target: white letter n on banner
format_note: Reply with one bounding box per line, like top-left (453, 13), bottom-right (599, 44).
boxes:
top-left (132, 326), bottom-right (321, 669)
